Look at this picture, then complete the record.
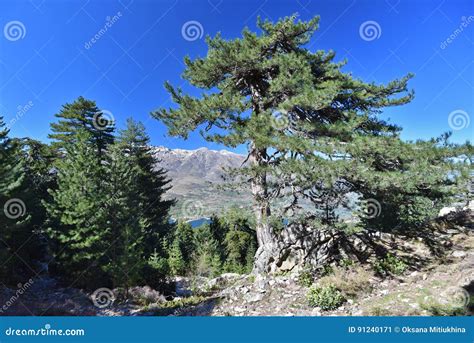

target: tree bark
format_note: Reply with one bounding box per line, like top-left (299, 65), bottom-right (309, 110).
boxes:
top-left (249, 143), bottom-right (279, 273)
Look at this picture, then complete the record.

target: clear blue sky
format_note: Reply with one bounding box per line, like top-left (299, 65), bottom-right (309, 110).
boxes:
top-left (0, 0), bottom-right (472, 154)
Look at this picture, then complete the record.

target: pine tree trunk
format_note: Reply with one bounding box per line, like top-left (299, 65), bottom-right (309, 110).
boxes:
top-left (249, 143), bottom-right (278, 273)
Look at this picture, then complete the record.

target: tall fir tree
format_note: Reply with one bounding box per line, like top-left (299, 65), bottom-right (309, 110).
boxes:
top-left (44, 130), bottom-right (109, 288)
top-left (103, 144), bottom-right (145, 290)
top-left (153, 15), bottom-right (467, 272)
top-left (117, 118), bottom-right (174, 257)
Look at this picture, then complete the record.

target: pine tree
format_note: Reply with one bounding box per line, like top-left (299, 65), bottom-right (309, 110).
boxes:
top-left (117, 118), bottom-right (174, 257)
top-left (49, 96), bottom-right (114, 158)
top-left (153, 15), bottom-right (466, 272)
top-left (44, 130), bottom-right (109, 288)
top-left (0, 117), bottom-right (33, 283)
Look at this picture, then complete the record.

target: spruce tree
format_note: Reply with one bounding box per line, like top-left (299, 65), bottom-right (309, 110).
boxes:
top-left (153, 15), bottom-right (466, 272)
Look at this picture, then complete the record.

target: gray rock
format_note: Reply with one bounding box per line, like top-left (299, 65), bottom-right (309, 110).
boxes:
top-left (452, 250), bottom-right (467, 258)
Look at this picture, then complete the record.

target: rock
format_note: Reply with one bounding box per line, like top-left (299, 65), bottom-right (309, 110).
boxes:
top-left (311, 308), bottom-right (321, 316)
top-left (244, 293), bottom-right (264, 303)
top-left (240, 286), bottom-right (250, 294)
top-left (280, 259), bottom-right (297, 272)
top-left (234, 306), bottom-right (246, 313)
top-left (256, 275), bottom-right (267, 290)
top-left (438, 207), bottom-right (457, 217)
top-left (452, 250), bottom-right (467, 258)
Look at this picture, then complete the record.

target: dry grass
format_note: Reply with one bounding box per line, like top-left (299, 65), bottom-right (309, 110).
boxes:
top-left (318, 266), bottom-right (373, 298)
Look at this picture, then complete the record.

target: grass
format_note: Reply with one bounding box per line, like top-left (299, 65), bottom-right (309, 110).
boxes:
top-left (318, 265), bottom-right (373, 298)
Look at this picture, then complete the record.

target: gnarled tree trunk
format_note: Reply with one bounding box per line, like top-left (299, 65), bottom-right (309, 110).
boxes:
top-left (249, 144), bottom-right (280, 273)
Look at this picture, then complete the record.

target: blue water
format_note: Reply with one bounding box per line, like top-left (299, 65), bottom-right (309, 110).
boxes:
top-left (188, 217), bottom-right (212, 228)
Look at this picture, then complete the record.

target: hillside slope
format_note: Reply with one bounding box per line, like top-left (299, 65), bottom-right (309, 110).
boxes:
top-left (151, 146), bottom-right (250, 218)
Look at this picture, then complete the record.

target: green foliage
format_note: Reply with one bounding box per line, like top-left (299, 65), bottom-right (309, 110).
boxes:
top-left (45, 130), bottom-right (110, 288)
top-left (0, 117), bottom-right (36, 284)
top-left (153, 14), bottom-right (470, 272)
top-left (373, 253), bottom-right (407, 276)
top-left (168, 221), bottom-right (195, 275)
top-left (194, 208), bottom-right (257, 276)
top-left (307, 284), bottom-right (346, 310)
top-left (45, 117), bottom-right (174, 289)
top-left (298, 267), bottom-right (314, 287)
top-left (117, 118), bottom-right (174, 258)
top-left (49, 96), bottom-right (114, 156)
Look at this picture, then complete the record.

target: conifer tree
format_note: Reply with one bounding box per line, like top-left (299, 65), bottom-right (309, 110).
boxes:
top-left (45, 130), bottom-right (109, 288)
top-left (49, 96), bottom-right (114, 158)
top-left (103, 144), bottom-right (145, 290)
top-left (117, 118), bottom-right (174, 257)
top-left (153, 15), bottom-right (466, 272)
top-left (168, 221), bottom-right (195, 275)
top-left (0, 117), bottom-right (33, 283)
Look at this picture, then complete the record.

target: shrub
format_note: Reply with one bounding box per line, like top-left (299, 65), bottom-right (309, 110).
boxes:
top-left (298, 268), bottom-right (314, 287)
top-left (374, 254), bottom-right (407, 276)
top-left (307, 284), bottom-right (346, 310)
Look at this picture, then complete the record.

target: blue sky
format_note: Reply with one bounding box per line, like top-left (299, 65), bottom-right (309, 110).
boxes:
top-left (0, 0), bottom-right (472, 154)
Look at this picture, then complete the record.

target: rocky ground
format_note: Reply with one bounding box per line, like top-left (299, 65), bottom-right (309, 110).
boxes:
top-left (1, 211), bottom-right (472, 317)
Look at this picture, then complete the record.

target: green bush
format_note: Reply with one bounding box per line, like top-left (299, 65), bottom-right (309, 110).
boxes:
top-left (307, 285), bottom-right (346, 310)
top-left (374, 253), bottom-right (407, 276)
top-left (298, 268), bottom-right (314, 287)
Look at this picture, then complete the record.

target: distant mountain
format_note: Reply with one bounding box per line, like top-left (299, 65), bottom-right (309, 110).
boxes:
top-left (151, 146), bottom-right (251, 218)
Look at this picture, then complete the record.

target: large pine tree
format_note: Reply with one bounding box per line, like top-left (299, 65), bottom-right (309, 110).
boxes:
top-left (49, 96), bottom-right (114, 158)
top-left (153, 15), bottom-right (466, 273)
